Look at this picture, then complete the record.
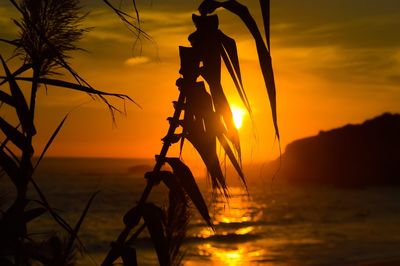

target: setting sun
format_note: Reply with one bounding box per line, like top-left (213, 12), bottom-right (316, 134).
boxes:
top-left (231, 105), bottom-right (246, 129)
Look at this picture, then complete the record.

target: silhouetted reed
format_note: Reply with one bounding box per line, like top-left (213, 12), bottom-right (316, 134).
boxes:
top-left (0, 0), bottom-right (132, 265)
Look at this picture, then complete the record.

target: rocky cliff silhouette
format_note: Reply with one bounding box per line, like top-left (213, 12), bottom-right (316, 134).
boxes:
top-left (278, 113), bottom-right (400, 187)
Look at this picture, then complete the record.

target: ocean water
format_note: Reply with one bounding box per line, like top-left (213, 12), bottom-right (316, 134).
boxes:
top-left (1, 157), bottom-right (400, 265)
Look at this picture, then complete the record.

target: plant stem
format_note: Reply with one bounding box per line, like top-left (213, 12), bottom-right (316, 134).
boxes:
top-left (101, 88), bottom-right (187, 266)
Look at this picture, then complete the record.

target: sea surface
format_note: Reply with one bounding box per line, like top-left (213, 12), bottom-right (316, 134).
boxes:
top-left (1, 157), bottom-right (400, 265)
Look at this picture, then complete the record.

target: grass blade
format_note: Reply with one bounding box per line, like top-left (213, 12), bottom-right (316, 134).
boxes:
top-left (0, 63), bottom-right (32, 86)
top-left (0, 56), bottom-right (34, 135)
top-left (0, 91), bottom-right (15, 107)
top-left (34, 114), bottom-right (68, 171)
top-left (0, 117), bottom-right (33, 154)
top-left (62, 191), bottom-right (98, 265)
top-left (0, 148), bottom-right (20, 186)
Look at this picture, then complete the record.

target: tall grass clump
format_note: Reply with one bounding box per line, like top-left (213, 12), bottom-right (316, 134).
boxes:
top-left (0, 0), bottom-right (133, 265)
top-left (102, 0), bottom-right (279, 265)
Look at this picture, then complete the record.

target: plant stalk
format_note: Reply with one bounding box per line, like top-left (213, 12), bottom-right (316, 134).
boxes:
top-left (101, 87), bottom-right (187, 266)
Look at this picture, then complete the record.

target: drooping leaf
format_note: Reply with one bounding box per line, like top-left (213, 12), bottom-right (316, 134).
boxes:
top-left (198, 0), bottom-right (279, 139)
top-left (0, 117), bottom-right (33, 154)
top-left (259, 0), bottom-right (271, 49)
top-left (23, 207), bottom-right (46, 223)
top-left (182, 81), bottom-right (234, 195)
top-left (159, 171), bottom-right (185, 197)
top-left (11, 76), bottom-right (136, 103)
top-left (219, 31), bottom-right (243, 87)
top-left (0, 56), bottom-right (34, 135)
top-left (189, 15), bottom-right (242, 154)
top-left (165, 157), bottom-right (213, 228)
top-left (142, 203), bottom-right (170, 266)
top-left (217, 134), bottom-right (246, 189)
top-left (219, 31), bottom-right (252, 114)
top-left (183, 82), bottom-right (227, 192)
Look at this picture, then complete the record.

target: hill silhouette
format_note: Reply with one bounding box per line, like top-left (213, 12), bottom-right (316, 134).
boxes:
top-left (277, 113), bottom-right (400, 187)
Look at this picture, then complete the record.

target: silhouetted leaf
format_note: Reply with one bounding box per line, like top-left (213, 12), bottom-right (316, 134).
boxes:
top-left (183, 82), bottom-right (227, 194)
top-left (0, 117), bottom-right (33, 154)
top-left (142, 203), bottom-right (170, 266)
top-left (123, 205), bottom-right (141, 228)
top-left (0, 56), bottom-right (34, 135)
top-left (0, 38), bottom-right (19, 48)
top-left (0, 63), bottom-right (32, 87)
top-left (121, 247), bottom-right (138, 266)
top-left (23, 207), bottom-right (46, 223)
top-left (217, 134), bottom-right (246, 189)
top-left (12, 77), bottom-right (135, 103)
top-left (189, 15), bottom-right (241, 154)
top-left (34, 114), bottom-right (68, 170)
top-left (198, 0), bottom-right (279, 139)
top-left (0, 91), bottom-right (15, 107)
top-left (259, 0), bottom-right (271, 49)
top-left (0, 149), bottom-right (20, 186)
top-left (160, 171), bottom-right (184, 196)
top-left (63, 191), bottom-right (98, 265)
top-left (165, 158), bottom-right (213, 228)
top-left (162, 133), bottom-right (182, 144)
top-left (2, 140), bottom-right (20, 164)
top-left (219, 31), bottom-right (252, 114)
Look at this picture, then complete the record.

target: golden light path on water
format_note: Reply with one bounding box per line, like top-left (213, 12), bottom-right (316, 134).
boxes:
top-left (185, 187), bottom-right (268, 266)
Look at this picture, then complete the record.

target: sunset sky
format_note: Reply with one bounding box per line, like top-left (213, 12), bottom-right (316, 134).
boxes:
top-left (0, 0), bottom-right (399, 162)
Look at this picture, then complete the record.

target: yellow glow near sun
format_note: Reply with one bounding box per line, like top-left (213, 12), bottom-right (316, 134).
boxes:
top-left (231, 105), bottom-right (246, 129)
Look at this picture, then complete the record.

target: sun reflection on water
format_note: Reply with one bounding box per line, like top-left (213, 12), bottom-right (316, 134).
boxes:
top-left (188, 187), bottom-right (267, 265)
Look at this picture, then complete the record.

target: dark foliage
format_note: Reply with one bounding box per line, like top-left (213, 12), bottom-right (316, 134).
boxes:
top-left (102, 1), bottom-right (279, 265)
top-left (0, 0), bottom-right (134, 265)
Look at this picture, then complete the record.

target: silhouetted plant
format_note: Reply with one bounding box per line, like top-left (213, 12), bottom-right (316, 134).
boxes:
top-left (0, 0), bottom-right (133, 265)
top-left (102, 0), bottom-right (279, 265)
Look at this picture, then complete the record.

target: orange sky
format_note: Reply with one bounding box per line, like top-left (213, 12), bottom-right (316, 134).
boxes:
top-left (1, 0), bottom-right (399, 163)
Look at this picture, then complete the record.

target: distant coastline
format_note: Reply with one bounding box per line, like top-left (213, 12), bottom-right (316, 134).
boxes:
top-left (273, 113), bottom-right (400, 187)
